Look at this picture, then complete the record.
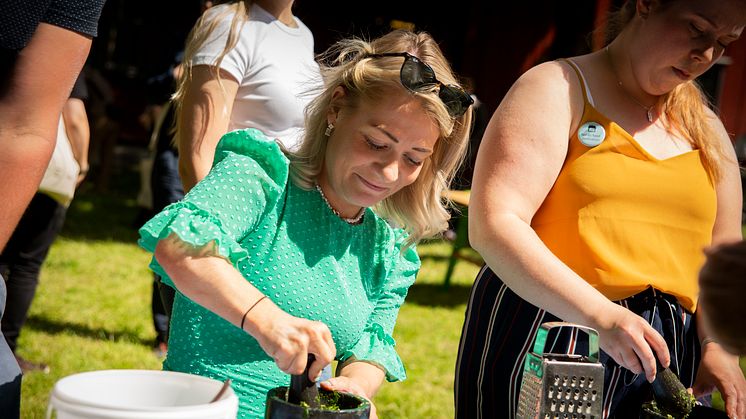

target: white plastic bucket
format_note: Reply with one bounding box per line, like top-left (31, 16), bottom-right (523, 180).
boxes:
top-left (46, 369), bottom-right (238, 419)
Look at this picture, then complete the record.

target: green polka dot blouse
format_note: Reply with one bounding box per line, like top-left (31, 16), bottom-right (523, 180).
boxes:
top-left (138, 129), bottom-right (420, 418)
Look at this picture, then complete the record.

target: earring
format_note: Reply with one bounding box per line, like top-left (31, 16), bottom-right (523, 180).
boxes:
top-left (324, 123), bottom-right (334, 137)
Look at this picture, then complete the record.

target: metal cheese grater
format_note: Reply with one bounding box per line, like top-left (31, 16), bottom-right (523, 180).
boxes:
top-left (517, 322), bottom-right (605, 419)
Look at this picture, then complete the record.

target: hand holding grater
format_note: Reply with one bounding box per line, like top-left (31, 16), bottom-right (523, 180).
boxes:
top-left (517, 322), bottom-right (605, 419)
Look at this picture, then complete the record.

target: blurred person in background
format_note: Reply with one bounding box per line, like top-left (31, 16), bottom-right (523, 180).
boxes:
top-left (698, 239), bottom-right (746, 356)
top-left (0, 1), bottom-right (106, 415)
top-left (444, 76), bottom-right (489, 241)
top-left (449, 76), bottom-right (488, 193)
top-left (174, 0), bottom-right (322, 192)
top-left (139, 29), bottom-right (473, 417)
top-left (141, 51), bottom-right (186, 358)
top-left (455, 0), bottom-right (745, 417)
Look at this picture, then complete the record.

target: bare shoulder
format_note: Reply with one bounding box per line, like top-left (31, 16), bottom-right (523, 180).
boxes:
top-left (511, 60), bottom-right (577, 97)
top-left (494, 60), bottom-right (582, 138)
top-left (704, 107), bottom-right (737, 158)
top-left (506, 60), bottom-right (583, 114)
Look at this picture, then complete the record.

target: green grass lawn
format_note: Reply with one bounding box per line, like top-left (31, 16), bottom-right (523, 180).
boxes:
top-left (15, 169), bottom-right (745, 418)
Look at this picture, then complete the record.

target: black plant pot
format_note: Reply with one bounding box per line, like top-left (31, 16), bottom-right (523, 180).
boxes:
top-left (265, 386), bottom-right (371, 419)
top-left (641, 404), bottom-right (729, 419)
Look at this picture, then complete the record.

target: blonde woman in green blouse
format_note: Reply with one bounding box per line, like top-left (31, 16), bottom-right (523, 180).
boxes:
top-left (138, 29), bottom-right (473, 418)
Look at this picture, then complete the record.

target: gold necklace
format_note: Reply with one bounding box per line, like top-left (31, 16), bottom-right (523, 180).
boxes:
top-left (605, 46), bottom-right (656, 122)
top-left (315, 184), bottom-right (365, 225)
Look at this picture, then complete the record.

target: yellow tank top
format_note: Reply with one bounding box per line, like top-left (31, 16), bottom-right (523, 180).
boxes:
top-left (531, 59), bottom-right (717, 312)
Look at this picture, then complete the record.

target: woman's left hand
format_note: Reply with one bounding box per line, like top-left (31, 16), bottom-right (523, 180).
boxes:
top-left (320, 377), bottom-right (378, 419)
top-left (690, 342), bottom-right (745, 419)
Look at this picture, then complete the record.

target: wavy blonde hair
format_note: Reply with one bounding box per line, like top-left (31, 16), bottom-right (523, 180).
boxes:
top-left (606, 0), bottom-right (728, 182)
top-left (288, 29), bottom-right (473, 247)
top-left (171, 1), bottom-right (252, 146)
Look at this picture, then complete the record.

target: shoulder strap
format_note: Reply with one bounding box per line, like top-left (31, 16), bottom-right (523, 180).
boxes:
top-left (561, 58), bottom-right (595, 107)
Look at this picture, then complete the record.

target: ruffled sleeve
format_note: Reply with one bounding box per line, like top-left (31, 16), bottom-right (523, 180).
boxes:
top-left (138, 129), bottom-right (289, 287)
top-left (339, 228), bottom-right (421, 382)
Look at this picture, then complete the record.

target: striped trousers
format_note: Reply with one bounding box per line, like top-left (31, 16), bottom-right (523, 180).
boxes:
top-left (454, 265), bottom-right (702, 419)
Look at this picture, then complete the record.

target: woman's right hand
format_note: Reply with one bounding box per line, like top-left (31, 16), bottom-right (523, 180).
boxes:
top-left (594, 303), bottom-right (670, 382)
top-left (247, 302), bottom-right (336, 381)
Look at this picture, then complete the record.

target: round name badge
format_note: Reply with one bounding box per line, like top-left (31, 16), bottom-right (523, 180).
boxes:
top-left (577, 122), bottom-right (606, 147)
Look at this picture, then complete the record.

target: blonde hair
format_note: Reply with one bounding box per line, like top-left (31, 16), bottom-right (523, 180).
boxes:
top-left (171, 1), bottom-right (252, 146)
top-left (288, 29), bottom-right (473, 247)
top-left (606, 0), bottom-right (725, 182)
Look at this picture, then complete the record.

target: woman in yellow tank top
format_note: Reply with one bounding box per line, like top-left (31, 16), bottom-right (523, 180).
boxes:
top-left (455, 1), bottom-right (745, 418)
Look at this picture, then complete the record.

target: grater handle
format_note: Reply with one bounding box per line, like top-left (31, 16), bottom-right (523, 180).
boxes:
top-left (532, 321), bottom-right (600, 362)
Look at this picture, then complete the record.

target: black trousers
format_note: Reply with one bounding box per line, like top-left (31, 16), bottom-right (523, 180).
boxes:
top-left (149, 147), bottom-right (182, 344)
top-left (0, 276), bottom-right (22, 418)
top-left (0, 193), bottom-right (66, 352)
top-left (455, 265), bottom-right (702, 419)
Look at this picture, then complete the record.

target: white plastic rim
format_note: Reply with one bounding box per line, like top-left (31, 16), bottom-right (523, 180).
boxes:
top-left (46, 395), bottom-right (237, 419)
top-left (46, 369), bottom-right (238, 419)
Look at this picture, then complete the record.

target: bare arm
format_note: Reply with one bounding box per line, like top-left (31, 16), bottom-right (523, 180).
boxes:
top-left (154, 234), bottom-right (336, 378)
top-left (708, 117), bottom-right (744, 248)
top-left (692, 113), bottom-right (744, 419)
top-left (61, 98), bottom-right (90, 184)
top-left (0, 23), bottom-right (91, 250)
top-left (177, 66), bottom-right (239, 191)
top-left (696, 110), bottom-right (743, 343)
top-left (469, 61), bottom-right (670, 381)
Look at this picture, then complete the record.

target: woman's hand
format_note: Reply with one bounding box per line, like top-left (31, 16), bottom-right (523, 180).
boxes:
top-left (593, 303), bottom-right (671, 382)
top-left (247, 303), bottom-right (336, 381)
top-left (691, 342), bottom-right (745, 419)
top-left (320, 376), bottom-right (378, 419)
top-left (76, 162), bottom-right (88, 187)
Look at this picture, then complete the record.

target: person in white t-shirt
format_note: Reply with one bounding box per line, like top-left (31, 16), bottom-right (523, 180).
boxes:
top-left (174, 0), bottom-right (322, 191)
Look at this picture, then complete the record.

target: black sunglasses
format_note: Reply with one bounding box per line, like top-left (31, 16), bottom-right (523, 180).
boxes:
top-left (365, 52), bottom-right (473, 117)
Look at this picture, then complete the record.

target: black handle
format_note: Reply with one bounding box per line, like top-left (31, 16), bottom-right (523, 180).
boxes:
top-left (288, 354), bottom-right (320, 408)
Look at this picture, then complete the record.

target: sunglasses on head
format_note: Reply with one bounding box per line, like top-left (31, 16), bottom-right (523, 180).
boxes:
top-left (365, 52), bottom-right (473, 117)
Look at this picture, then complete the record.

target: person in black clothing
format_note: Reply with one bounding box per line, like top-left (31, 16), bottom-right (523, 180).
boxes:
top-left (144, 55), bottom-right (184, 357)
top-left (451, 77), bottom-right (489, 192)
top-left (445, 77), bottom-right (489, 241)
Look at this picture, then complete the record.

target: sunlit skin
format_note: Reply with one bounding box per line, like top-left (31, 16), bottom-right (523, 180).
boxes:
top-left (317, 87), bottom-right (440, 218)
top-left (454, 1), bottom-right (745, 417)
top-left (612, 0), bottom-right (745, 105)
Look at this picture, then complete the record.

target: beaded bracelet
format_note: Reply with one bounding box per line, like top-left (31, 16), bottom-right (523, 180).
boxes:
top-left (240, 296), bottom-right (268, 331)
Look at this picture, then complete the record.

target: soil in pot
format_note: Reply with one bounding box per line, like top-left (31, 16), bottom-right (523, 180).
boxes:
top-left (265, 386), bottom-right (370, 419)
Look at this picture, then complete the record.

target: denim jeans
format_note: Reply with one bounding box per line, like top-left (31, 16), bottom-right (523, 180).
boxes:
top-left (0, 275), bottom-right (22, 418)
